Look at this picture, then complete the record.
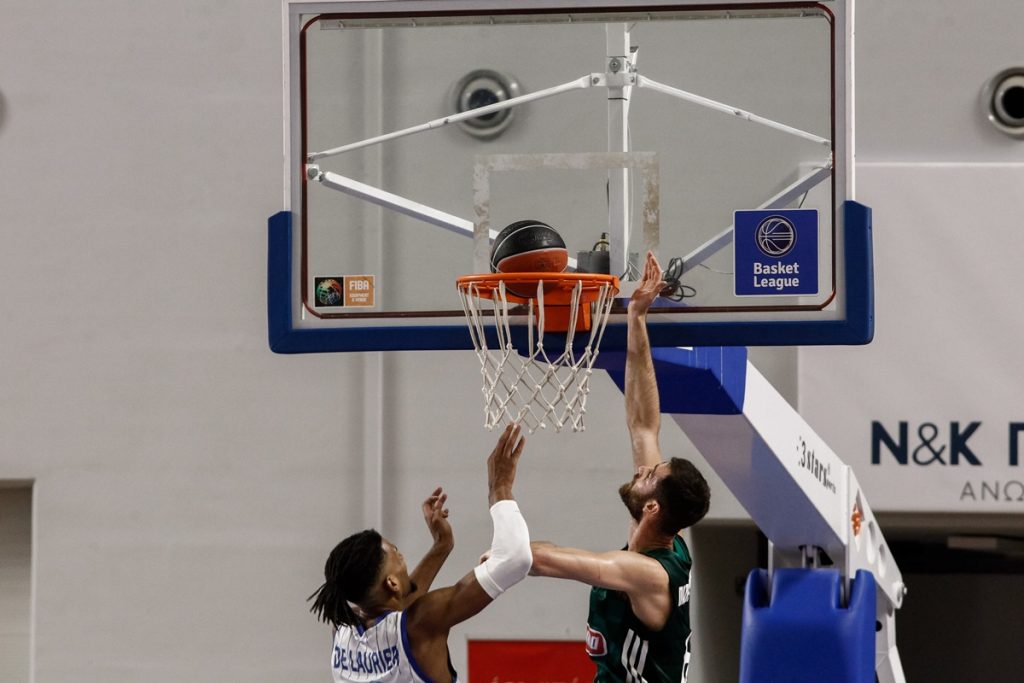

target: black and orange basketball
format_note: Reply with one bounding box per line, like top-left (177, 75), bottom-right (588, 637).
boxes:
top-left (490, 220), bottom-right (568, 274)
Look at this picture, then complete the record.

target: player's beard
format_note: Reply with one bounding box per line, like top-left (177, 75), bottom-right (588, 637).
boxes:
top-left (618, 477), bottom-right (649, 522)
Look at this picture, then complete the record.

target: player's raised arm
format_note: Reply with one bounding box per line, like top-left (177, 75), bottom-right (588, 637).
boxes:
top-left (405, 486), bottom-right (454, 603)
top-left (406, 423), bottom-right (531, 633)
top-left (626, 251), bottom-right (666, 470)
top-left (308, 425), bottom-right (533, 683)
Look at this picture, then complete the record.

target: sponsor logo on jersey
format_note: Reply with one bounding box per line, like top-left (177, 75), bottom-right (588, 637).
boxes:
top-left (585, 625), bottom-right (607, 657)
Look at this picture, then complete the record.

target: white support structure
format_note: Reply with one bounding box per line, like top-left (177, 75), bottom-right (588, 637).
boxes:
top-left (679, 162), bottom-right (832, 273)
top-left (309, 158), bottom-right (830, 282)
top-left (662, 354), bottom-right (907, 683)
top-left (311, 167), bottom-right (480, 237)
top-left (605, 24), bottom-right (635, 278)
top-left (307, 75), bottom-right (596, 162)
top-left (637, 75), bottom-right (832, 147)
top-left (308, 166), bottom-right (581, 271)
top-left (304, 36), bottom-right (829, 283)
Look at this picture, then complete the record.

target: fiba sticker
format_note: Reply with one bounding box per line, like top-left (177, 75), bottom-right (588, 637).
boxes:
top-left (733, 209), bottom-right (818, 297)
top-left (314, 275), bottom-right (375, 308)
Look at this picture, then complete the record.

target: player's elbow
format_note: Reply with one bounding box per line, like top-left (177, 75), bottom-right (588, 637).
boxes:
top-left (496, 527), bottom-right (533, 585)
top-left (627, 403), bottom-right (660, 430)
top-left (474, 540), bottom-right (531, 598)
top-left (473, 501), bottom-right (532, 598)
top-left (509, 544), bottom-right (533, 581)
top-left (629, 428), bottom-right (659, 454)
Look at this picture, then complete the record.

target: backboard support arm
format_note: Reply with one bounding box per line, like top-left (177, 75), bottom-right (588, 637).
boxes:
top-left (680, 162), bottom-right (833, 273)
top-left (599, 346), bottom-right (907, 682)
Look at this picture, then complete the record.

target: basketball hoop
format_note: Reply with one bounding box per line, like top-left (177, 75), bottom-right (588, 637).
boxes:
top-left (456, 272), bottom-right (619, 433)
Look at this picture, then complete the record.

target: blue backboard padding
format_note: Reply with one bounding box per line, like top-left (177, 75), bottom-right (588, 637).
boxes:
top-left (268, 201), bottom-right (872, 353)
top-left (598, 346), bottom-right (748, 415)
top-left (740, 568), bottom-right (877, 683)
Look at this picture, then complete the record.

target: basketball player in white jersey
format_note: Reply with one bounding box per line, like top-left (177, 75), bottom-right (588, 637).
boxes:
top-left (309, 423), bottom-right (531, 683)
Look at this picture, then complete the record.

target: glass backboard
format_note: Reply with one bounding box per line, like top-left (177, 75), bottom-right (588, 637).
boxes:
top-left (270, 0), bottom-right (870, 353)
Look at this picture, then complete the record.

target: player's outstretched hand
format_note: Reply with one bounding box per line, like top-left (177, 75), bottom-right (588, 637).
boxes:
top-left (487, 423), bottom-right (525, 505)
top-left (628, 251), bottom-right (666, 316)
top-left (421, 486), bottom-right (453, 550)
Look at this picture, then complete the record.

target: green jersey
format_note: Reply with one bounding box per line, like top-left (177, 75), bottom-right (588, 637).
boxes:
top-left (585, 536), bottom-right (693, 683)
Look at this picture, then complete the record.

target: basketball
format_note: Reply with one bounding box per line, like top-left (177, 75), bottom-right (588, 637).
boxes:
top-left (490, 220), bottom-right (568, 274)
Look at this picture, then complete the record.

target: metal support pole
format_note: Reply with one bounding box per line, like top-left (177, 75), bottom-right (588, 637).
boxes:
top-left (606, 24), bottom-right (634, 278)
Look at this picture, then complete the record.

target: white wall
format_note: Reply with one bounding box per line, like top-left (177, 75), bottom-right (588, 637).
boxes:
top-left (800, 2), bottom-right (1024, 681)
top-left (855, 2), bottom-right (1024, 162)
top-left (0, 1), bottom-right (362, 680)
top-left (0, 1), bottom-right (1021, 682)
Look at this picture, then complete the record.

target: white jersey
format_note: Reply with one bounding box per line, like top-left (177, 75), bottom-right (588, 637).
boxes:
top-left (331, 610), bottom-right (458, 683)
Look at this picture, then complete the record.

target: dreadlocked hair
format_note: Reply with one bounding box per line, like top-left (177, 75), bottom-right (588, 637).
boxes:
top-left (308, 529), bottom-right (385, 627)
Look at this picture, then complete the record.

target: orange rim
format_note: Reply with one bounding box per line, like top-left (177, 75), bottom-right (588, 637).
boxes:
top-left (457, 272), bottom-right (620, 305)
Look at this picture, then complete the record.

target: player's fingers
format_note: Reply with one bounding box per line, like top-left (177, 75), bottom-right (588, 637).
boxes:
top-left (504, 424), bottom-right (522, 456)
top-left (424, 486), bottom-right (442, 505)
top-left (496, 423), bottom-right (514, 447)
top-left (511, 433), bottom-right (526, 459)
top-left (644, 262), bottom-right (658, 288)
top-left (489, 424), bottom-right (513, 459)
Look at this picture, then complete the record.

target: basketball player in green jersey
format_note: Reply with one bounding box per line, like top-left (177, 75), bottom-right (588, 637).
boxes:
top-left (530, 252), bottom-right (711, 683)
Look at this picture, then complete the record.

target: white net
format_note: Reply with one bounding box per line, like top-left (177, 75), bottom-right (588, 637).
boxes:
top-left (457, 277), bottom-right (617, 433)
